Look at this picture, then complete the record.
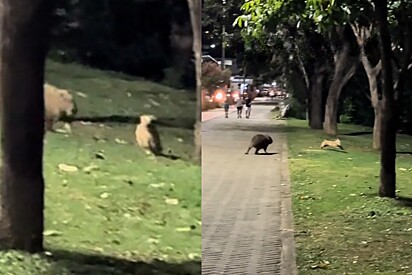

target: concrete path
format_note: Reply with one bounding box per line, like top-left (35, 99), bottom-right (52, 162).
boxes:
top-left (201, 101), bottom-right (297, 275)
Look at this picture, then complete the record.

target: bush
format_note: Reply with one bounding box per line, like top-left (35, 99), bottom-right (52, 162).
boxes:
top-left (284, 97), bottom-right (306, 119)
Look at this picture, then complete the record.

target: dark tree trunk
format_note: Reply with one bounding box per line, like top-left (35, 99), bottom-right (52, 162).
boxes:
top-left (374, 0), bottom-right (397, 198)
top-left (187, 0), bottom-right (201, 164)
top-left (0, 0), bottom-right (53, 252)
top-left (309, 64), bottom-right (326, 129)
top-left (323, 42), bottom-right (358, 135)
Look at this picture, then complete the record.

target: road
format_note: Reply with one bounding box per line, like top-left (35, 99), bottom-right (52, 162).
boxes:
top-left (201, 98), bottom-right (297, 275)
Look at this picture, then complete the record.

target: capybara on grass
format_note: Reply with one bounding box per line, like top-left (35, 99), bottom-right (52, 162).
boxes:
top-left (320, 137), bottom-right (344, 150)
top-left (245, 134), bottom-right (273, 154)
top-left (135, 115), bottom-right (163, 156)
top-left (44, 83), bottom-right (77, 132)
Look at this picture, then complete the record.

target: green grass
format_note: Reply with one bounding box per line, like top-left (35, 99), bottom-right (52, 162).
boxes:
top-left (285, 119), bottom-right (412, 275)
top-left (0, 60), bottom-right (200, 274)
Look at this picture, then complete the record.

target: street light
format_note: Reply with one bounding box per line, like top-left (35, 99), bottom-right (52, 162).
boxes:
top-left (221, 0), bottom-right (226, 70)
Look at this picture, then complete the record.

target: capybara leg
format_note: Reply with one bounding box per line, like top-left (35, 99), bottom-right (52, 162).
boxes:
top-left (245, 146), bottom-right (252, 154)
top-left (255, 148), bottom-right (260, 154)
top-left (263, 146), bottom-right (268, 153)
top-left (45, 119), bottom-right (54, 132)
top-left (338, 145), bottom-right (344, 150)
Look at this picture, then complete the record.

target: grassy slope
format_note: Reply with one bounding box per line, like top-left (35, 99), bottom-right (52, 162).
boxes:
top-left (0, 61), bottom-right (201, 275)
top-left (286, 119), bottom-right (412, 274)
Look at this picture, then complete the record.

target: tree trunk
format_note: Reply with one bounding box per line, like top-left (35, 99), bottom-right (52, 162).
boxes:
top-left (350, 23), bottom-right (383, 150)
top-left (0, 0), bottom-right (53, 252)
top-left (187, 0), bottom-right (201, 164)
top-left (373, 104), bottom-right (382, 150)
top-left (323, 43), bottom-right (358, 135)
top-left (374, 0), bottom-right (397, 198)
top-left (309, 64), bottom-right (326, 129)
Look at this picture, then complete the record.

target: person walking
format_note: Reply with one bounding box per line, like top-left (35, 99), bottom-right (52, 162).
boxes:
top-left (223, 95), bottom-right (230, 118)
top-left (236, 96), bottom-right (244, 118)
top-left (245, 96), bottom-right (252, 119)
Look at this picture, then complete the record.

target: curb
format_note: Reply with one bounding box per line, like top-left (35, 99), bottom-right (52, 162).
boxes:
top-left (279, 120), bottom-right (298, 275)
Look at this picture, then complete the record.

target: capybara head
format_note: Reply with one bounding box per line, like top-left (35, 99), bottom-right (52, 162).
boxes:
top-left (58, 90), bottom-right (77, 117)
top-left (265, 135), bottom-right (273, 144)
top-left (140, 115), bottom-right (157, 126)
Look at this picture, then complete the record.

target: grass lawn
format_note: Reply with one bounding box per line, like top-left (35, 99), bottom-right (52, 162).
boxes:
top-left (285, 119), bottom-right (412, 274)
top-left (0, 60), bottom-right (201, 275)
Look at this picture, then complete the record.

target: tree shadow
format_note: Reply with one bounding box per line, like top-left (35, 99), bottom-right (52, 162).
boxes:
top-left (45, 249), bottom-right (200, 275)
top-left (342, 131), bottom-right (373, 136)
top-left (159, 152), bottom-right (181, 160)
top-left (395, 196), bottom-right (412, 208)
top-left (321, 148), bottom-right (348, 153)
top-left (62, 115), bottom-right (195, 130)
top-left (397, 151), bottom-right (412, 155)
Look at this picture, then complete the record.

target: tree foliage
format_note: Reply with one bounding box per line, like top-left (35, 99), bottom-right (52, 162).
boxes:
top-left (201, 62), bottom-right (231, 93)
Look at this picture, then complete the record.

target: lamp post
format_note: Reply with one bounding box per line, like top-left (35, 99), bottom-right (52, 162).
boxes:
top-left (221, 0), bottom-right (226, 70)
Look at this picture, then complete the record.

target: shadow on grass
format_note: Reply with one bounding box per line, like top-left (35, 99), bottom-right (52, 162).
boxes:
top-left (62, 115), bottom-right (195, 130)
top-left (321, 148), bottom-right (348, 153)
top-left (342, 131), bottom-right (373, 136)
top-left (46, 249), bottom-right (200, 275)
top-left (395, 196), bottom-right (412, 208)
top-left (397, 151), bottom-right (412, 155)
top-left (159, 152), bottom-right (181, 160)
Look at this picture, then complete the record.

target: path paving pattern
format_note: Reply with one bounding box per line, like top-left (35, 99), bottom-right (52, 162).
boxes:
top-left (201, 101), bottom-right (297, 275)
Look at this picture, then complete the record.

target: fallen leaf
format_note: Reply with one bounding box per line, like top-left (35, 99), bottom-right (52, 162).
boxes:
top-left (43, 230), bottom-right (62, 237)
top-left (165, 198), bottom-right (179, 205)
top-left (76, 92), bottom-right (88, 98)
top-left (100, 192), bottom-right (110, 199)
top-left (310, 260), bottom-right (330, 269)
top-left (148, 98), bottom-right (160, 107)
top-left (188, 253), bottom-right (200, 260)
top-left (149, 183), bottom-right (165, 188)
top-left (148, 238), bottom-right (159, 244)
top-left (176, 227), bottom-right (192, 232)
top-left (83, 165), bottom-right (99, 173)
top-left (115, 138), bottom-right (128, 144)
top-left (44, 251), bottom-right (53, 257)
top-left (95, 151), bottom-right (106, 160)
top-left (58, 164), bottom-right (78, 172)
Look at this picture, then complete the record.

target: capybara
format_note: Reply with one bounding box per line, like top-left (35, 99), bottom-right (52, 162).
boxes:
top-left (135, 115), bottom-right (163, 156)
top-left (245, 134), bottom-right (273, 154)
top-left (44, 83), bottom-right (77, 132)
top-left (320, 137), bottom-right (344, 150)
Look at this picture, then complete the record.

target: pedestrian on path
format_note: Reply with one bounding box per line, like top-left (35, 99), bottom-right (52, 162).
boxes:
top-left (235, 97), bottom-right (244, 118)
top-left (224, 95), bottom-right (230, 118)
top-left (245, 97), bottom-right (252, 119)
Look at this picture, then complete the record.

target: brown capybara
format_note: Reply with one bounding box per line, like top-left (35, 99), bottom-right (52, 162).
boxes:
top-left (245, 134), bottom-right (273, 154)
top-left (135, 115), bottom-right (163, 156)
top-left (320, 137), bottom-right (344, 150)
top-left (44, 83), bottom-right (77, 132)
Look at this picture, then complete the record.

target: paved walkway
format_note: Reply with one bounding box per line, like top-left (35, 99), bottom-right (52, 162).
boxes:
top-left (201, 101), bottom-right (297, 275)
